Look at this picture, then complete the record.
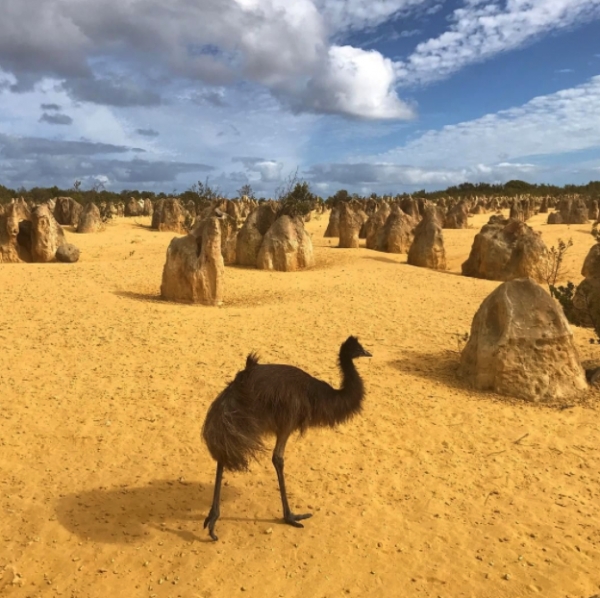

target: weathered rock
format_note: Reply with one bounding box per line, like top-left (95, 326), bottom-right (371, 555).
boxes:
top-left (77, 203), bottom-right (103, 233)
top-left (125, 198), bottom-right (143, 217)
top-left (400, 197), bottom-right (420, 220)
top-left (54, 197), bottom-right (82, 226)
top-left (56, 243), bottom-right (81, 263)
top-left (570, 244), bottom-right (600, 328)
top-left (460, 278), bottom-right (587, 402)
top-left (589, 200), bottom-right (599, 222)
top-left (143, 198), bottom-right (153, 217)
top-left (509, 201), bottom-right (523, 222)
top-left (547, 211), bottom-right (563, 224)
top-left (160, 216), bottom-right (224, 305)
top-left (324, 207), bottom-right (340, 238)
top-left (0, 203), bottom-right (29, 263)
top-left (539, 197), bottom-right (549, 213)
top-left (356, 209), bottom-right (369, 239)
top-left (374, 205), bottom-right (415, 253)
top-left (152, 198), bottom-right (186, 233)
top-left (30, 205), bottom-right (66, 262)
top-left (338, 203), bottom-right (362, 248)
top-left (193, 207), bottom-right (238, 265)
top-left (444, 201), bottom-right (469, 229)
top-left (571, 278), bottom-right (600, 328)
top-left (558, 197), bottom-right (588, 224)
top-left (364, 203), bottom-right (391, 250)
top-left (582, 244), bottom-right (600, 279)
top-left (236, 202), bottom-right (279, 267)
top-left (186, 200), bottom-right (197, 218)
top-left (471, 202), bottom-right (487, 215)
top-left (256, 215), bottom-right (314, 271)
top-left (407, 207), bottom-right (447, 270)
top-left (461, 216), bottom-right (548, 283)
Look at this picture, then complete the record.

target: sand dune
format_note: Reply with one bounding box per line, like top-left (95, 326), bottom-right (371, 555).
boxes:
top-left (1, 211), bottom-right (599, 598)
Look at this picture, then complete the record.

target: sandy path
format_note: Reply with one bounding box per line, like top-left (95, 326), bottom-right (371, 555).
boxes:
top-left (1, 210), bottom-right (599, 598)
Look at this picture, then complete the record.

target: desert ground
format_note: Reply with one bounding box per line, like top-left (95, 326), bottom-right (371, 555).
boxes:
top-left (1, 210), bottom-right (599, 598)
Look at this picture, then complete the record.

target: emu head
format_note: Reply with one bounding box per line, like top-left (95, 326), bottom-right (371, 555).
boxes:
top-left (341, 336), bottom-right (372, 359)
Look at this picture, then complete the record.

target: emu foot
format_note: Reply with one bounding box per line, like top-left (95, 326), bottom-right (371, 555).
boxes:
top-left (283, 512), bottom-right (312, 528)
top-left (203, 509), bottom-right (220, 541)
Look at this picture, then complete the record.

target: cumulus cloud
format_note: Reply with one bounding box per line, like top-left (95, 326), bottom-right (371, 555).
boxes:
top-left (396, 0), bottom-right (600, 85)
top-left (233, 156), bottom-right (284, 182)
top-left (298, 45), bottom-right (415, 119)
top-left (40, 102), bottom-right (61, 110)
top-left (0, 0), bottom-right (412, 120)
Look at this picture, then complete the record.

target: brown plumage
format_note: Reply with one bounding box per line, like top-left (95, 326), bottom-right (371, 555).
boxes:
top-left (202, 335), bottom-right (372, 541)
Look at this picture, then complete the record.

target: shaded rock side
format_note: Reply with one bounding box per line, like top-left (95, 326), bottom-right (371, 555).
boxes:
top-left (56, 244), bottom-right (81, 263)
top-left (54, 197), bottom-right (82, 226)
top-left (364, 203), bottom-right (391, 249)
top-left (324, 207), bottom-right (340, 238)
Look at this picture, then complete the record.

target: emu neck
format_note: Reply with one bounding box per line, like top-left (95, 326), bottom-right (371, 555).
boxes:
top-left (314, 352), bottom-right (364, 428)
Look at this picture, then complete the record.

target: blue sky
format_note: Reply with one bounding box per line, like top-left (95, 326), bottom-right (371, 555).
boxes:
top-left (0, 0), bottom-right (599, 197)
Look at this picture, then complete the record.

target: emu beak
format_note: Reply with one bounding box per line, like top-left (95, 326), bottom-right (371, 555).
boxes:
top-left (362, 348), bottom-right (372, 358)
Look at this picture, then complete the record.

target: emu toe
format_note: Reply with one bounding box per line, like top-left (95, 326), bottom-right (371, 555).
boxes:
top-left (283, 512), bottom-right (312, 528)
top-left (203, 510), bottom-right (220, 541)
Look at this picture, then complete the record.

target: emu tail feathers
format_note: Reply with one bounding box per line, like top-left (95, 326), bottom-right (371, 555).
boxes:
top-left (245, 352), bottom-right (259, 369)
top-left (202, 381), bottom-right (264, 472)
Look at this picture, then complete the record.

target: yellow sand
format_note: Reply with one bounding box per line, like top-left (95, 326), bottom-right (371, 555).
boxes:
top-left (1, 210), bottom-right (599, 598)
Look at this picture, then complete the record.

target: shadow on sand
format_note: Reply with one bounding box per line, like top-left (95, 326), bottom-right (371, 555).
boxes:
top-left (389, 348), bottom-right (472, 393)
top-left (56, 479), bottom-right (217, 544)
top-left (361, 254), bottom-right (404, 265)
top-left (392, 349), bottom-right (592, 410)
top-left (56, 478), bottom-right (280, 544)
top-left (113, 290), bottom-right (167, 304)
top-left (361, 254), bottom-right (464, 276)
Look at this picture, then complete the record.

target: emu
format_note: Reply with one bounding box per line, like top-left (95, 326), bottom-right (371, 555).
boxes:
top-left (202, 335), bottom-right (371, 541)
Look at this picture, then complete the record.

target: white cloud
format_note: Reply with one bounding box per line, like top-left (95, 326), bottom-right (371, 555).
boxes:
top-left (233, 157), bottom-right (285, 182)
top-left (304, 75), bottom-right (600, 191)
top-left (315, 0), bottom-right (431, 32)
top-left (0, 0), bottom-right (412, 121)
top-left (307, 160), bottom-right (541, 188)
top-left (298, 45), bottom-right (415, 119)
top-left (379, 75), bottom-right (600, 167)
top-left (395, 0), bottom-right (600, 85)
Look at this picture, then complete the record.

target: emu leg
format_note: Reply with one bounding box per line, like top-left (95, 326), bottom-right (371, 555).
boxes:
top-left (203, 462), bottom-right (224, 541)
top-left (272, 435), bottom-right (312, 528)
